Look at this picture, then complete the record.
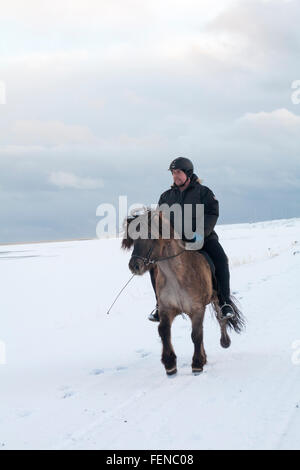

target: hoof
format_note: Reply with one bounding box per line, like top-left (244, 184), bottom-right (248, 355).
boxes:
top-left (220, 337), bottom-right (231, 349)
top-left (166, 367), bottom-right (177, 376)
top-left (192, 367), bottom-right (203, 375)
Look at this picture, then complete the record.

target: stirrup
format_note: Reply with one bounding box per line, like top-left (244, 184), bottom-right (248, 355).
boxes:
top-left (220, 303), bottom-right (236, 320)
top-left (148, 305), bottom-right (160, 322)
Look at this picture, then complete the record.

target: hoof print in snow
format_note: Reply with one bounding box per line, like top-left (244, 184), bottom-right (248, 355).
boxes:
top-left (90, 368), bottom-right (104, 376)
top-left (116, 366), bottom-right (127, 371)
top-left (62, 391), bottom-right (75, 399)
top-left (136, 349), bottom-right (151, 358)
top-left (18, 410), bottom-right (33, 418)
top-left (141, 352), bottom-right (151, 358)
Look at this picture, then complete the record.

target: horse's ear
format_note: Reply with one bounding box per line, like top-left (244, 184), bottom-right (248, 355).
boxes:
top-left (121, 236), bottom-right (134, 250)
top-left (121, 216), bottom-right (134, 250)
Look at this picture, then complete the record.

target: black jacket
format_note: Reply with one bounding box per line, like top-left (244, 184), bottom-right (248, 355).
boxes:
top-left (157, 173), bottom-right (219, 242)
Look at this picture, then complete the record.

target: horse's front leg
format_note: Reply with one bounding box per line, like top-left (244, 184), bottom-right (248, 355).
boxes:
top-left (158, 312), bottom-right (177, 376)
top-left (191, 311), bottom-right (207, 374)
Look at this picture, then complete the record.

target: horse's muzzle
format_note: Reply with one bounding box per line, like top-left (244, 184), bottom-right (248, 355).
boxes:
top-left (129, 257), bottom-right (145, 275)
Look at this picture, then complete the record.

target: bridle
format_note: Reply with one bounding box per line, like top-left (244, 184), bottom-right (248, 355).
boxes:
top-left (129, 210), bottom-right (186, 266)
top-left (131, 243), bottom-right (186, 266)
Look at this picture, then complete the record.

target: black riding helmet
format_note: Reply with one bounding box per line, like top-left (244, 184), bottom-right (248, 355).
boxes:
top-left (168, 157), bottom-right (194, 178)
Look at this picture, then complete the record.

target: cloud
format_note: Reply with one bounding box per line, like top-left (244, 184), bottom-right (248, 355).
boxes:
top-left (49, 171), bottom-right (104, 190)
top-left (204, 0), bottom-right (300, 69)
top-left (10, 120), bottom-right (98, 146)
top-left (1, 0), bottom-right (300, 242)
top-left (0, 0), bottom-right (236, 31)
top-left (0, 118), bottom-right (99, 148)
top-left (0, 0), bottom-right (240, 71)
top-left (238, 108), bottom-right (300, 134)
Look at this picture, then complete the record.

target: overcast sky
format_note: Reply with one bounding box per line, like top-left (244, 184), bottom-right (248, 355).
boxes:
top-left (1, 0), bottom-right (300, 243)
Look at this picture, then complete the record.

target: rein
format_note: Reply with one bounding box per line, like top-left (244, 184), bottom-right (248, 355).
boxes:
top-left (107, 243), bottom-right (185, 315)
top-left (106, 273), bottom-right (136, 315)
top-left (107, 211), bottom-right (185, 315)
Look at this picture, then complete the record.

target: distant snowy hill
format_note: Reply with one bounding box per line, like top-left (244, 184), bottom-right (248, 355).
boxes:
top-left (0, 218), bottom-right (300, 450)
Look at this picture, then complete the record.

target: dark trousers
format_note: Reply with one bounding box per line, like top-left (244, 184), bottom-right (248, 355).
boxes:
top-left (201, 238), bottom-right (230, 305)
top-left (149, 238), bottom-right (231, 307)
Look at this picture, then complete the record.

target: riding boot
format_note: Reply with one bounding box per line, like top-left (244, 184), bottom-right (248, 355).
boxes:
top-left (217, 290), bottom-right (236, 320)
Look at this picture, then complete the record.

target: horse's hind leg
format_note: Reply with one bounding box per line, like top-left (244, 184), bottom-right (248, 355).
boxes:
top-left (158, 312), bottom-right (177, 376)
top-left (212, 295), bottom-right (231, 348)
top-left (191, 312), bottom-right (207, 374)
top-left (218, 317), bottom-right (231, 349)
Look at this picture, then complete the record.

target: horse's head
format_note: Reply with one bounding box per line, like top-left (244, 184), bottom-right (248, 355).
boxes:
top-left (121, 208), bottom-right (178, 275)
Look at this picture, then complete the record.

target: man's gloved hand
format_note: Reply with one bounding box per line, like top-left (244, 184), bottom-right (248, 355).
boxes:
top-left (193, 232), bottom-right (203, 243)
top-left (185, 232), bottom-right (204, 251)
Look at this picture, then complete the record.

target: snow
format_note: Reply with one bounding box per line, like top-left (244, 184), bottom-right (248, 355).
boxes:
top-left (0, 218), bottom-right (300, 450)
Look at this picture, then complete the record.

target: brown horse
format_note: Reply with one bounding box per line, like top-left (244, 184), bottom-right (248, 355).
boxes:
top-left (122, 208), bottom-right (245, 376)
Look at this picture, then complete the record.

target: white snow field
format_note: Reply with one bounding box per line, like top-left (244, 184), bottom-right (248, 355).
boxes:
top-left (0, 218), bottom-right (300, 450)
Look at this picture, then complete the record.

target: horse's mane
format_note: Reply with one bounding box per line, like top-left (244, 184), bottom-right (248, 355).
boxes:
top-left (121, 207), bottom-right (150, 250)
top-left (121, 207), bottom-right (184, 251)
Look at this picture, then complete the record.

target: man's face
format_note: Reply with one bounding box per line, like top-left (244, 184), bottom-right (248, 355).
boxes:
top-left (171, 169), bottom-right (188, 186)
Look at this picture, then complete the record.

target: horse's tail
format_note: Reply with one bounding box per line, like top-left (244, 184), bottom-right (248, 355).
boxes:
top-left (211, 293), bottom-right (246, 334)
top-left (227, 294), bottom-right (246, 333)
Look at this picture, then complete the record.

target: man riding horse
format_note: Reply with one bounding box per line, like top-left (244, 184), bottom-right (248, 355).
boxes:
top-left (149, 157), bottom-right (236, 322)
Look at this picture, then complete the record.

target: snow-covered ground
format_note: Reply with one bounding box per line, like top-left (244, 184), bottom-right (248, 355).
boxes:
top-left (0, 218), bottom-right (300, 450)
